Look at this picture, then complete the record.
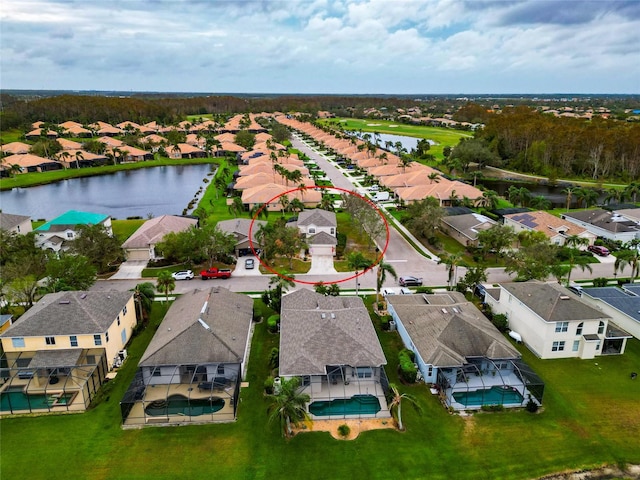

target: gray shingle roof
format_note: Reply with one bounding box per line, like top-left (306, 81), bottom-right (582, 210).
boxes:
top-left (387, 292), bottom-right (519, 367)
top-left (296, 209), bottom-right (337, 228)
top-left (0, 291), bottom-right (133, 337)
top-left (139, 287), bottom-right (253, 366)
top-left (582, 286), bottom-right (640, 322)
top-left (215, 218), bottom-right (267, 246)
top-left (501, 281), bottom-right (611, 322)
top-left (122, 215), bottom-right (198, 249)
top-left (279, 289), bottom-right (386, 376)
top-left (563, 209), bottom-right (640, 234)
top-left (442, 213), bottom-right (496, 241)
top-left (0, 212), bottom-right (31, 231)
top-left (308, 231), bottom-right (338, 245)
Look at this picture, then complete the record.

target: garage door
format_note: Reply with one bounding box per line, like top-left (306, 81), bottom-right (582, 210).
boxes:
top-left (126, 249), bottom-right (150, 261)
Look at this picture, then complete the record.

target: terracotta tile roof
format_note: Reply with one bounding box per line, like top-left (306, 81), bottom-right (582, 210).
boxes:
top-left (235, 172), bottom-right (314, 190)
top-left (380, 169), bottom-right (442, 188)
top-left (395, 180), bottom-right (483, 203)
top-left (5, 154), bottom-right (59, 168)
top-left (238, 162), bottom-right (309, 177)
top-left (25, 128), bottom-right (58, 138)
top-left (57, 138), bottom-right (83, 150)
top-left (97, 136), bottom-right (125, 147)
top-left (504, 211), bottom-right (588, 239)
top-left (0, 142), bottom-right (31, 155)
top-left (59, 121), bottom-right (83, 129)
top-left (241, 183), bottom-right (322, 206)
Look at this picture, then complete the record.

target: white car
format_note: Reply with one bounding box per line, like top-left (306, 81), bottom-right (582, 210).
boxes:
top-left (171, 270), bottom-right (194, 280)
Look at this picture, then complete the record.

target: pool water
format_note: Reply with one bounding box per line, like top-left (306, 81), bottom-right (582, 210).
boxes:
top-left (452, 386), bottom-right (524, 407)
top-left (309, 394), bottom-right (381, 416)
top-left (145, 395), bottom-right (225, 417)
top-left (0, 390), bottom-right (72, 412)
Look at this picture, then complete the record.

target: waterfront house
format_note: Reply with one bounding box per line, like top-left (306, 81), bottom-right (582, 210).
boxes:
top-left (122, 215), bottom-right (199, 261)
top-left (560, 209), bottom-right (640, 243)
top-left (504, 210), bottom-right (596, 246)
top-left (35, 210), bottom-right (112, 253)
top-left (0, 212), bottom-right (32, 235)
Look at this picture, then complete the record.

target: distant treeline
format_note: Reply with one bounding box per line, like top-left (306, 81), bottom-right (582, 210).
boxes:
top-left (474, 106), bottom-right (640, 182)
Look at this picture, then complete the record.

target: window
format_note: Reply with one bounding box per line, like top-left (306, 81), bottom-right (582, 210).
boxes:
top-left (555, 322), bottom-right (569, 333)
top-left (596, 340), bottom-right (601, 351)
top-left (12, 337), bottom-right (25, 348)
top-left (105, 332), bottom-right (109, 343)
top-left (576, 322), bottom-right (583, 335)
top-left (93, 334), bottom-right (102, 346)
top-left (121, 329), bottom-right (127, 344)
top-left (598, 321), bottom-right (605, 334)
top-left (330, 228), bottom-right (335, 235)
top-left (427, 366), bottom-right (433, 377)
top-left (357, 367), bottom-right (373, 378)
top-left (123, 305), bottom-right (128, 315)
top-left (572, 340), bottom-right (580, 352)
top-left (217, 364), bottom-right (225, 375)
top-left (117, 315), bottom-right (120, 326)
top-left (302, 376), bottom-right (311, 386)
top-left (552, 341), bottom-right (565, 352)
top-left (45, 336), bottom-right (56, 345)
top-left (66, 232), bottom-right (74, 239)
top-left (308, 227), bottom-right (316, 234)
top-left (70, 335), bottom-right (78, 347)
top-left (152, 367), bottom-right (162, 377)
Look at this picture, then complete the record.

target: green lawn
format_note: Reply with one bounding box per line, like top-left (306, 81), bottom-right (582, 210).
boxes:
top-left (112, 219), bottom-right (146, 243)
top-left (320, 118), bottom-right (472, 160)
top-left (2, 295), bottom-right (640, 479)
top-left (0, 128), bottom-right (24, 144)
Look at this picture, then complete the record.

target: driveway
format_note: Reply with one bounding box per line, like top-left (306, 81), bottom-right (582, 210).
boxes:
top-left (110, 260), bottom-right (147, 280)
top-left (233, 255), bottom-right (263, 277)
top-left (307, 254), bottom-right (338, 275)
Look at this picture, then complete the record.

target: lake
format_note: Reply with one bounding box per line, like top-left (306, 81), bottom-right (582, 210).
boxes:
top-left (351, 132), bottom-right (435, 152)
top-left (0, 164), bottom-right (215, 220)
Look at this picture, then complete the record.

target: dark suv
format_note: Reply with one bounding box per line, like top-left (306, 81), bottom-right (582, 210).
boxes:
top-left (399, 276), bottom-right (423, 287)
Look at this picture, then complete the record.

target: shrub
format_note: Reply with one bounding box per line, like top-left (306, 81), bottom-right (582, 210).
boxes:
top-left (380, 315), bottom-right (390, 330)
top-left (415, 286), bottom-right (433, 294)
top-left (267, 315), bottom-right (280, 333)
top-left (336, 232), bottom-right (347, 258)
top-left (525, 399), bottom-right (539, 413)
top-left (337, 424), bottom-right (351, 438)
top-left (268, 347), bottom-right (279, 369)
top-left (264, 376), bottom-right (274, 395)
top-left (398, 349), bottom-right (417, 383)
top-left (492, 314), bottom-right (508, 333)
top-left (481, 404), bottom-right (504, 412)
top-left (592, 277), bottom-right (609, 287)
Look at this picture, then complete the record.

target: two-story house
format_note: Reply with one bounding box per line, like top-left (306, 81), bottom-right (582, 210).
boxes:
top-left (484, 281), bottom-right (631, 359)
top-left (0, 291), bottom-right (135, 414)
top-left (35, 210), bottom-right (113, 253)
top-left (290, 209), bottom-right (337, 257)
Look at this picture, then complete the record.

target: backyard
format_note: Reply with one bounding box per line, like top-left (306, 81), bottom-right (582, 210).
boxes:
top-left (2, 295), bottom-right (639, 480)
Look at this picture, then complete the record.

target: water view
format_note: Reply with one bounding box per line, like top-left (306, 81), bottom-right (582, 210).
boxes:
top-left (352, 132), bottom-right (435, 151)
top-left (0, 164), bottom-right (214, 220)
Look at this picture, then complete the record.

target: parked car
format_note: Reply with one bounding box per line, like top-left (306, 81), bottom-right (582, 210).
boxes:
top-left (588, 245), bottom-right (610, 256)
top-left (172, 270), bottom-right (194, 280)
top-left (399, 276), bottom-right (423, 287)
top-left (245, 258), bottom-right (255, 269)
top-left (369, 185), bottom-right (380, 191)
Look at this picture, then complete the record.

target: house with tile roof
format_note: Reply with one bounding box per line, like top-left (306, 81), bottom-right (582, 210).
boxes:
top-left (25, 128), bottom-right (58, 140)
top-left (57, 138), bottom-right (84, 151)
top-left (386, 291), bottom-right (543, 410)
top-left (3, 153), bottom-right (63, 174)
top-left (279, 289), bottom-right (390, 419)
top-left (484, 281), bottom-right (631, 359)
top-left (120, 287), bottom-right (253, 426)
top-left (241, 183), bottom-right (321, 211)
top-left (35, 210), bottom-right (112, 252)
top-left (0, 212), bottom-right (32, 234)
top-left (394, 180), bottom-right (483, 206)
top-left (0, 141), bottom-right (31, 155)
top-left (579, 285), bottom-right (640, 340)
top-left (122, 215), bottom-right (199, 261)
top-left (0, 291), bottom-right (135, 414)
top-left (504, 210), bottom-right (596, 246)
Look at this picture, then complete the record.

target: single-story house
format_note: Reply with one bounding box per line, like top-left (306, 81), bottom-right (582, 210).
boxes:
top-left (614, 208), bottom-right (640, 224)
top-left (560, 209), bottom-right (640, 243)
top-left (394, 180), bottom-right (483, 206)
top-left (579, 285), bottom-right (640, 340)
top-left (279, 289), bottom-right (390, 420)
top-left (216, 218), bottom-right (267, 257)
top-left (35, 210), bottom-right (112, 253)
top-left (504, 210), bottom-right (596, 246)
top-left (0, 291), bottom-right (135, 415)
top-left (165, 143), bottom-right (207, 159)
top-left (386, 291), bottom-right (543, 410)
top-left (25, 128), bottom-right (58, 140)
top-left (484, 281), bottom-right (632, 359)
top-left (120, 287), bottom-right (253, 426)
top-left (55, 149), bottom-right (106, 168)
top-left (0, 212), bottom-right (32, 235)
top-left (122, 215), bottom-right (199, 261)
top-left (57, 138), bottom-right (84, 151)
top-left (241, 183), bottom-right (322, 212)
top-left (0, 142), bottom-right (31, 156)
top-left (4, 154), bottom-right (63, 174)
top-left (441, 213), bottom-right (497, 247)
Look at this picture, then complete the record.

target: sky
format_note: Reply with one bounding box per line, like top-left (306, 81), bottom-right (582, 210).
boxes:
top-left (1, 0), bottom-right (639, 95)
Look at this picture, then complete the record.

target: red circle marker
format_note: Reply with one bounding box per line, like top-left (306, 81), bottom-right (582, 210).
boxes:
top-left (247, 185), bottom-right (390, 285)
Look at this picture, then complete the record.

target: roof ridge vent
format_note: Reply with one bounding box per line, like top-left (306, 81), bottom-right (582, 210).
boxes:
top-left (560, 295), bottom-right (570, 300)
top-left (59, 300), bottom-right (71, 304)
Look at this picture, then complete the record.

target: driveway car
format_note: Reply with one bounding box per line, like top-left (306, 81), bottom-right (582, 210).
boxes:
top-left (245, 258), bottom-right (255, 269)
top-left (399, 276), bottom-right (423, 287)
top-left (588, 245), bottom-right (610, 256)
top-left (171, 270), bottom-right (194, 280)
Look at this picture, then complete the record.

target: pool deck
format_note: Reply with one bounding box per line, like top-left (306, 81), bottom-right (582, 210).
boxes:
top-left (301, 380), bottom-right (391, 420)
top-left (445, 372), bottom-right (533, 410)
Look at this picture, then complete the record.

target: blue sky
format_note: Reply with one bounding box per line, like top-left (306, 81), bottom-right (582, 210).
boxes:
top-left (1, 0), bottom-right (639, 94)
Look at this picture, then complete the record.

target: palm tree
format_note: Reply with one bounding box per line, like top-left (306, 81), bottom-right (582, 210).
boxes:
top-left (529, 195), bottom-right (551, 210)
top-left (228, 196), bottom-right (245, 217)
top-left (564, 235), bottom-right (591, 286)
top-left (156, 270), bottom-right (175, 304)
top-left (74, 150), bottom-right (84, 169)
top-left (439, 252), bottom-right (463, 290)
top-left (478, 189), bottom-right (499, 210)
top-left (387, 383), bottom-right (422, 431)
top-left (347, 252), bottom-right (372, 295)
top-left (320, 194), bottom-right (334, 211)
top-left (624, 182), bottom-right (640, 203)
top-left (132, 282), bottom-right (155, 324)
top-left (615, 241), bottom-right (640, 283)
top-left (376, 261), bottom-right (397, 302)
top-left (279, 194), bottom-right (290, 216)
top-left (562, 186), bottom-right (577, 211)
top-left (288, 198), bottom-right (305, 214)
top-left (267, 377), bottom-right (310, 437)
top-left (58, 150), bottom-right (71, 169)
top-left (428, 172), bottom-right (440, 184)
top-left (250, 203), bottom-right (269, 220)
top-left (399, 154), bottom-right (412, 173)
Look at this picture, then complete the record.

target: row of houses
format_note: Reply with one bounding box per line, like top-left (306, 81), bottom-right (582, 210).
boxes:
top-left (275, 115), bottom-right (485, 206)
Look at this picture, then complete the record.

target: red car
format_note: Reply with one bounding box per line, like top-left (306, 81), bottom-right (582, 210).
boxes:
top-left (588, 245), bottom-right (610, 256)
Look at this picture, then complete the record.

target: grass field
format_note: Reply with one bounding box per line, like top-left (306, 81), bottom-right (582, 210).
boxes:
top-left (320, 118), bottom-right (472, 160)
top-left (111, 219), bottom-right (146, 243)
top-left (3, 296), bottom-right (639, 480)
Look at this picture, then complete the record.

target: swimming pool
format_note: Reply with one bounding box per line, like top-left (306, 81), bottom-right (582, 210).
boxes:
top-left (0, 388), bottom-right (75, 413)
top-left (452, 386), bottom-right (524, 407)
top-left (309, 394), bottom-right (381, 416)
top-left (144, 394), bottom-right (225, 417)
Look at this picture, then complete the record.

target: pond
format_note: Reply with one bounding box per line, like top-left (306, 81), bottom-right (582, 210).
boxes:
top-left (351, 132), bottom-right (435, 152)
top-left (0, 164), bottom-right (214, 220)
